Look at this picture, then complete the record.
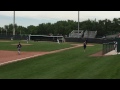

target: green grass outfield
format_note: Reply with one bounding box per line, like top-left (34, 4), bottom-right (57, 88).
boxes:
top-left (0, 40), bottom-right (72, 51)
top-left (0, 40), bottom-right (120, 79)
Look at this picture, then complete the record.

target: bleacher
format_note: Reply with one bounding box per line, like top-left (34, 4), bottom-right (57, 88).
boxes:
top-left (83, 30), bottom-right (97, 38)
top-left (69, 30), bottom-right (84, 38)
top-left (83, 30), bottom-right (88, 38)
top-left (88, 31), bottom-right (97, 38)
top-left (106, 34), bottom-right (118, 39)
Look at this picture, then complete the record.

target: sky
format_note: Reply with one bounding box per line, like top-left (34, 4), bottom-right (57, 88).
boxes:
top-left (0, 11), bottom-right (120, 28)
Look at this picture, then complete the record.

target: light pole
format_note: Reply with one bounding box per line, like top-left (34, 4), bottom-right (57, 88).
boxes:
top-left (13, 11), bottom-right (15, 36)
top-left (20, 29), bottom-right (21, 35)
top-left (6, 29), bottom-right (7, 35)
top-left (78, 11), bottom-right (80, 38)
top-left (4, 26), bottom-right (7, 36)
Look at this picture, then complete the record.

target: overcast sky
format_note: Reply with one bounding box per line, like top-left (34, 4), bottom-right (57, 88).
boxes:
top-left (0, 11), bottom-right (120, 27)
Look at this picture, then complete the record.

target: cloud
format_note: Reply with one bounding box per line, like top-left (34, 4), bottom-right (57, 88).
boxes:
top-left (15, 11), bottom-right (78, 20)
top-left (1, 11), bottom-right (120, 21)
top-left (81, 11), bottom-right (120, 21)
top-left (0, 11), bottom-right (120, 27)
top-left (0, 11), bottom-right (78, 20)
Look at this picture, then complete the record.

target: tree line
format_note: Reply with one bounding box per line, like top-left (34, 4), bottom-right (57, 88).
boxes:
top-left (0, 18), bottom-right (120, 37)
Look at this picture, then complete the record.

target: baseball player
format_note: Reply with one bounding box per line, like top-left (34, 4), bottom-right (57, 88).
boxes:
top-left (17, 42), bottom-right (22, 55)
top-left (83, 41), bottom-right (87, 52)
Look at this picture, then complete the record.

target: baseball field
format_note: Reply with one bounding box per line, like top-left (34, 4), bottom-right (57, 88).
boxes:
top-left (0, 40), bottom-right (120, 79)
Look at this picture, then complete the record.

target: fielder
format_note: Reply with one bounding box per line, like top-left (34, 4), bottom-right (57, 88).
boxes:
top-left (26, 37), bottom-right (29, 43)
top-left (17, 42), bottom-right (22, 55)
top-left (57, 39), bottom-right (60, 44)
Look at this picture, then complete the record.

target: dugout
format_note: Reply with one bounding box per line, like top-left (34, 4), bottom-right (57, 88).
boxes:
top-left (115, 38), bottom-right (120, 53)
top-left (29, 35), bottom-right (64, 42)
top-left (102, 42), bottom-right (114, 55)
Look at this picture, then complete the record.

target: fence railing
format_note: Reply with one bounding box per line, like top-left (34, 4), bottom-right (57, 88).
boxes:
top-left (102, 42), bottom-right (114, 55)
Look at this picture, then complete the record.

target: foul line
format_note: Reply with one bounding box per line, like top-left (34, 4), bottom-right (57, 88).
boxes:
top-left (0, 53), bottom-right (45, 66)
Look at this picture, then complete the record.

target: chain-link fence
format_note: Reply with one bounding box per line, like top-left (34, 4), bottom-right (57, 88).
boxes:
top-left (0, 34), bottom-right (28, 40)
top-left (102, 42), bottom-right (114, 55)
